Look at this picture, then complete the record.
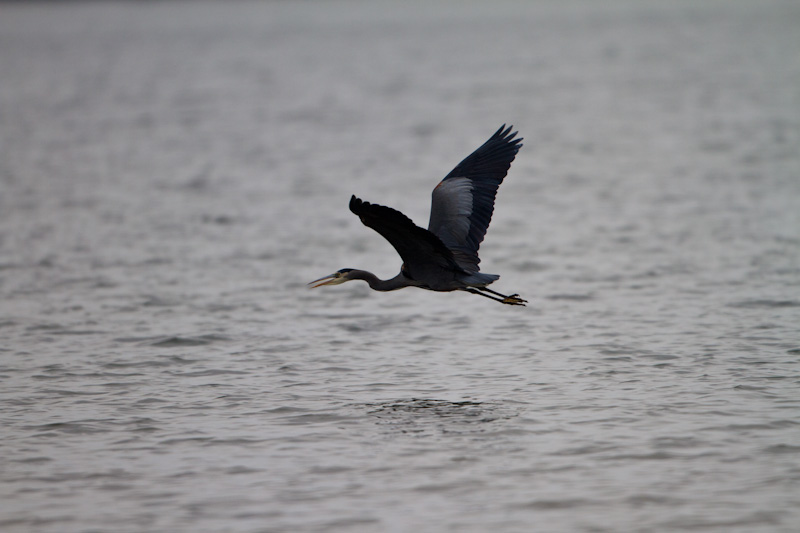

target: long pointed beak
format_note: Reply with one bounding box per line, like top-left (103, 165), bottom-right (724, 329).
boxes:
top-left (307, 273), bottom-right (338, 289)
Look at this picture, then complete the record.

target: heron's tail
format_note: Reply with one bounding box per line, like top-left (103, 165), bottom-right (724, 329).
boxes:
top-left (461, 272), bottom-right (500, 287)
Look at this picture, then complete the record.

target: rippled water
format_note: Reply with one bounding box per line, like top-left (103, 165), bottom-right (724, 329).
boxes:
top-left (2, 1), bottom-right (800, 531)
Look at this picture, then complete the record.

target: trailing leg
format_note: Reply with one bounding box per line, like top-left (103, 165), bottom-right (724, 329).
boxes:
top-left (479, 287), bottom-right (526, 303)
top-left (462, 288), bottom-right (526, 306)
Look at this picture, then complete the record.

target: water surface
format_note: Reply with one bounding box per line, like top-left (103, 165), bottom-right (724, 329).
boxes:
top-left (1, 1), bottom-right (799, 531)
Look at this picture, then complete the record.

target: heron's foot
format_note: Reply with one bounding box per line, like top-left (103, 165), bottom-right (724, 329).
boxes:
top-left (464, 287), bottom-right (527, 306)
top-left (501, 294), bottom-right (527, 306)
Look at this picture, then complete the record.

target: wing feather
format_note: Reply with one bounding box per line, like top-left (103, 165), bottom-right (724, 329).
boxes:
top-left (428, 125), bottom-right (522, 271)
top-left (349, 195), bottom-right (461, 283)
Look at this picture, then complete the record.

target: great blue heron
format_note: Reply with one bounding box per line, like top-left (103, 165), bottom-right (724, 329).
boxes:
top-left (309, 125), bottom-right (526, 306)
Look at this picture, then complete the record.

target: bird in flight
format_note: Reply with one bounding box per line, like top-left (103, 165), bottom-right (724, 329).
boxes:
top-left (309, 125), bottom-right (526, 306)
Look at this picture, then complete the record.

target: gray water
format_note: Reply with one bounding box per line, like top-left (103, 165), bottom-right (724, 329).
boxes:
top-left (2, 1), bottom-right (800, 531)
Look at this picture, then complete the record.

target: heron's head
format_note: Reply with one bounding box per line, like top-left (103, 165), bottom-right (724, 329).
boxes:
top-left (307, 268), bottom-right (356, 288)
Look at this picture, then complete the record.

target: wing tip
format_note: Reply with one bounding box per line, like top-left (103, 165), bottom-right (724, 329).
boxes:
top-left (493, 123), bottom-right (523, 148)
top-left (349, 194), bottom-right (363, 214)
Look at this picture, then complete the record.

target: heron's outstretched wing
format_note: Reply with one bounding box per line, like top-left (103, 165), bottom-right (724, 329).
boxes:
top-left (349, 195), bottom-right (461, 282)
top-left (428, 125), bottom-right (522, 271)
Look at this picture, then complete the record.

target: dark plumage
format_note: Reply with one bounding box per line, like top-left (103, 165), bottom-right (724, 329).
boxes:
top-left (309, 125), bottom-right (526, 306)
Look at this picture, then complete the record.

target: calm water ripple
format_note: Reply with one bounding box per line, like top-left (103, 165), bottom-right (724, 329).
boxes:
top-left (2, 0), bottom-right (800, 532)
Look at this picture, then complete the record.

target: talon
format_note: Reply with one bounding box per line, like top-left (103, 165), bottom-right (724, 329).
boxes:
top-left (501, 295), bottom-right (527, 306)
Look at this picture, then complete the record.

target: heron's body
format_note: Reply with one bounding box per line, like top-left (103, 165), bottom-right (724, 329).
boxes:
top-left (310, 125), bottom-right (526, 306)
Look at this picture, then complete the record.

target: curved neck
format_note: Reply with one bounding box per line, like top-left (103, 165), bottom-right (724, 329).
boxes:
top-left (350, 270), bottom-right (412, 292)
